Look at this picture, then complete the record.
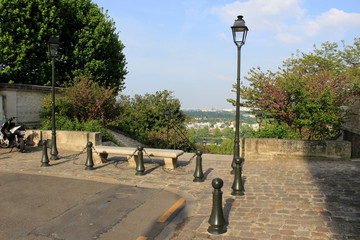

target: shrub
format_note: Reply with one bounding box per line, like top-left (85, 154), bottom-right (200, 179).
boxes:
top-left (206, 139), bottom-right (234, 155)
top-left (41, 75), bottom-right (121, 127)
top-left (40, 74), bottom-right (122, 143)
top-left (255, 123), bottom-right (302, 139)
top-left (114, 90), bottom-right (191, 150)
top-left (65, 76), bottom-right (121, 127)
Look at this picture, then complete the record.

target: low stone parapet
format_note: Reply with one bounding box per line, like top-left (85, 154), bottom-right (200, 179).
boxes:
top-left (25, 130), bottom-right (101, 152)
top-left (239, 138), bottom-right (351, 161)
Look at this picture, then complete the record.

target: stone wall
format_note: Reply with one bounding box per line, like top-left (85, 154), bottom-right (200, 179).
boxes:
top-left (343, 129), bottom-right (360, 158)
top-left (22, 130), bottom-right (352, 160)
top-left (343, 96), bottom-right (360, 131)
top-left (25, 130), bottom-right (102, 152)
top-left (341, 96), bottom-right (360, 158)
top-left (239, 138), bottom-right (351, 161)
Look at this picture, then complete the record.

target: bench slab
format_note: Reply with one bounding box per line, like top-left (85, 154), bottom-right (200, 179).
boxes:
top-left (92, 146), bottom-right (184, 170)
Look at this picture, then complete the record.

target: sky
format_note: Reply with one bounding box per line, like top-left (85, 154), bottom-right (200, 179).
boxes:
top-left (92, 0), bottom-right (360, 109)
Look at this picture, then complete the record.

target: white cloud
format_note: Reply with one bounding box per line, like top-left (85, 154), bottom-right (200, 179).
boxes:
top-left (217, 32), bottom-right (230, 41)
top-left (217, 75), bottom-right (233, 82)
top-left (275, 33), bottom-right (303, 44)
top-left (304, 8), bottom-right (360, 37)
top-left (212, 0), bottom-right (360, 44)
top-left (212, 0), bottom-right (305, 32)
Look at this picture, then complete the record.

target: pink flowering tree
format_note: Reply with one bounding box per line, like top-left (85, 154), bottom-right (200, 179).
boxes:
top-left (228, 40), bottom-right (359, 140)
top-left (42, 75), bottom-right (121, 128)
top-left (65, 76), bottom-right (121, 127)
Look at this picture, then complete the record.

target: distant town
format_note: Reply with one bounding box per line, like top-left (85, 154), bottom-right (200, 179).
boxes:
top-left (182, 108), bottom-right (260, 132)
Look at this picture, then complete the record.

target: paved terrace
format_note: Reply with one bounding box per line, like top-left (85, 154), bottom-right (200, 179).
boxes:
top-left (1, 146), bottom-right (359, 240)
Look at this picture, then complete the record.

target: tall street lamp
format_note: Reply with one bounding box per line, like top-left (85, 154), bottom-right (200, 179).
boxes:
top-left (165, 109), bottom-right (171, 148)
top-left (231, 15), bottom-right (248, 173)
top-left (202, 138), bottom-right (207, 154)
top-left (256, 112), bottom-right (264, 133)
top-left (48, 34), bottom-right (60, 160)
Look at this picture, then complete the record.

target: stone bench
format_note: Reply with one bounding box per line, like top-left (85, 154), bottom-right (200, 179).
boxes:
top-left (92, 146), bottom-right (184, 170)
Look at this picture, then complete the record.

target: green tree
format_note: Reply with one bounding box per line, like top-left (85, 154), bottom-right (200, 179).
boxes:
top-left (196, 126), bottom-right (210, 139)
top-left (239, 125), bottom-right (256, 138)
top-left (255, 122), bottom-right (301, 139)
top-left (339, 39), bottom-right (360, 93)
top-left (0, 0), bottom-right (127, 91)
top-left (212, 128), bottom-right (222, 138)
top-left (229, 39), bottom-right (359, 140)
top-left (41, 74), bottom-right (121, 142)
top-left (206, 139), bottom-right (234, 155)
top-left (222, 127), bottom-right (234, 139)
top-left (115, 90), bottom-right (191, 150)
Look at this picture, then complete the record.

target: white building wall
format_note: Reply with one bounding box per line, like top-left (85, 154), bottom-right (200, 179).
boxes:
top-left (0, 84), bottom-right (63, 127)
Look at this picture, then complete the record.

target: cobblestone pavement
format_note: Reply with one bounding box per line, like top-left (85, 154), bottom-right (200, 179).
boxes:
top-left (1, 146), bottom-right (359, 240)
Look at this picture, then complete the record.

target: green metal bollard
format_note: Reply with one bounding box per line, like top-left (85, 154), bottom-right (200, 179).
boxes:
top-left (231, 157), bottom-right (245, 196)
top-left (41, 140), bottom-right (50, 167)
top-left (231, 158), bottom-right (236, 175)
top-left (85, 142), bottom-right (94, 170)
top-left (208, 178), bottom-right (227, 234)
top-left (193, 149), bottom-right (204, 182)
top-left (135, 145), bottom-right (145, 176)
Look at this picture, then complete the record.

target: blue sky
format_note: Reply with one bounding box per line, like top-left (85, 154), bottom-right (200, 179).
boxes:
top-left (92, 0), bottom-right (360, 109)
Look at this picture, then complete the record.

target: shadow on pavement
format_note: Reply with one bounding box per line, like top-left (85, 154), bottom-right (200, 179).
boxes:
top-left (224, 198), bottom-right (235, 226)
top-left (0, 145), bottom-right (39, 158)
top-left (307, 161), bottom-right (360, 239)
top-left (48, 158), bottom-right (76, 166)
top-left (0, 154), bottom-right (10, 160)
top-left (24, 146), bottom-right (42, 153)
top-left (138, 197), bottom-right (188, 240)
top-left (203, 168), bottom-right (214, 181)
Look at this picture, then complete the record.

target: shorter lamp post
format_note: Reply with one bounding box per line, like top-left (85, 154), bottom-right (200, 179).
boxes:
top-left (165, 109), bottom-right (171, 149)
top-left (255, 112), bottom-right (264, 133)
top-left (48, 35), bottom-right (60, 160)
top-left (202, 138), bottom-right (207, 153)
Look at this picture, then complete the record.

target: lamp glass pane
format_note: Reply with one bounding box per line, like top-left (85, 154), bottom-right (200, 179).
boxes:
top-left (232, 27), bottom-right (247, 47)
top-left (49, 44), bottom-right (58, 57)
top-left (234, 31), bottom-right (245, 44)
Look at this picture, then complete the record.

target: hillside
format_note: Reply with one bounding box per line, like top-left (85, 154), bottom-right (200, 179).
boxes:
top-left (182, 109), bottom-right (257, 125)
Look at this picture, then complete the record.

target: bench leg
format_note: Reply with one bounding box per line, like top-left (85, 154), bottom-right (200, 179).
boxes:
top-left (164, 157), bottom-right (177, 170)
top-left (93, 152), bottom-right (108, 165)
top-left (128, 155), bottom-right (137, 168)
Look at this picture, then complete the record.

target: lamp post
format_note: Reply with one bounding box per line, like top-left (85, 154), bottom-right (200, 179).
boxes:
top-left (48, 35), bottom-right (60, 160)
top-left (202, 138), bottom-right (207, 153)
top-left (255, 112), bottom-right (264, 133)
top-left (231, 16), bottom-right (248, 173)
top-left (165, 109), bottom-right (171, 148)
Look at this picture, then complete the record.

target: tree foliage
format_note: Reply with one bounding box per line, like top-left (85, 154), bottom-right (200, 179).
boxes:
top-left (42, 75), bottom-right (121, 127)
top-left (0, 0), bottom-right (127, 91)
top-left (229, 39), bottom-right (359, 140)
top-left (115, 90), bottom-right (192, 150)
top-left (256, 122), bottom-right (302, 139)
top-left (206, 139), bottom-right (234, 155)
